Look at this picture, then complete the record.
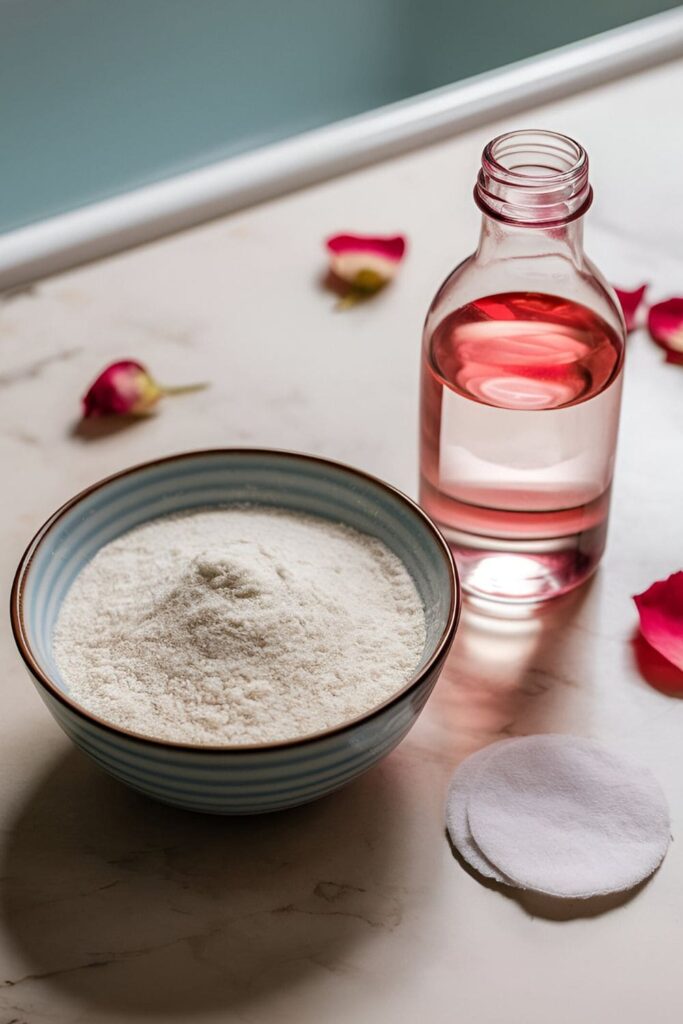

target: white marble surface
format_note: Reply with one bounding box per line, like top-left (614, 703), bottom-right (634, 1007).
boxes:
top-left (1, 60), bottom-right (683, 1024)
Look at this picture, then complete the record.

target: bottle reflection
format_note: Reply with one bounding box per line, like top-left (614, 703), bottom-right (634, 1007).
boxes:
top-left (418, 585), bottom-right (592, 760)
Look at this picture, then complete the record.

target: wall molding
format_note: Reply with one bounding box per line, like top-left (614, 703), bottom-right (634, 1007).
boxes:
top-left (2, 8), bottom-right (682, 291)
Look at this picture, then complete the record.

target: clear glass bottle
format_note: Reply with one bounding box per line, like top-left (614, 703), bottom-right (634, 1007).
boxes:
top-left (419, 130), bottom-right (625, 604)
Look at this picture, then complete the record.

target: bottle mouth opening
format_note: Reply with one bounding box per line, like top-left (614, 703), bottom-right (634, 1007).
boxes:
top-left (476, 130), bottom-right (592, 226)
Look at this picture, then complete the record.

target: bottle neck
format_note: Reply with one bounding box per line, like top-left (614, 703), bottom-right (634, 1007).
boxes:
top-left (474, 129), bottom-right (591, 267)
top-left (476, 213), bottom-right (586, 265)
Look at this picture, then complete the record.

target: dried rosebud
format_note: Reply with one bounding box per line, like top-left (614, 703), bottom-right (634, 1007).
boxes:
top-left (82, 360), bottom-right (205, 418)
top-left (634, 572), bottom-right (683, 671)
top-left (614, 284), bottom-right (648, 333)
top-left (647, 298), bottom-right (683, 365)
top-left (325, 233), bottom-right (407, 308)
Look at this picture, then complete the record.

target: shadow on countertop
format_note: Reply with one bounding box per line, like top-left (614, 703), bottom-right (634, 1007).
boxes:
top-left (0, 749), bottom-right (427, 1018)
top-left (445, 829), bottom-right (649, 922)
top-left (70, 414), bottom-right (150, 442)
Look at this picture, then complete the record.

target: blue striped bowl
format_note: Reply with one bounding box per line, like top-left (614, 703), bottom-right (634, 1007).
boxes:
top-left (11, 450), bottom-right (459, 814)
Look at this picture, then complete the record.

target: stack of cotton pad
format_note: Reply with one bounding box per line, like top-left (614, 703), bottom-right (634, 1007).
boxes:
top-left (446, 735), bottom-right (671, 898)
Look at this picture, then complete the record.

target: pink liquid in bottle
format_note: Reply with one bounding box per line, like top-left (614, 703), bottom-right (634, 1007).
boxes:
top-left (420, 292), bottom-right (624, 602)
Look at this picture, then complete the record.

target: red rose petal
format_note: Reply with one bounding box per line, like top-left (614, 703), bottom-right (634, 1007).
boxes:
top-left (647, 298), bottom-right (683, 365)
top-left (632, 633), bottom-right (683, 695)
top-left (82, 360), bottom-right (160, 418)
top-left (633, 572), bottom-right (683, 671)
top-left (326, 233), bottom-right (406, 263)
top-left (614, 284), bottom-right (647, 332)
top-left (324, 234), bottom-right (407, 305)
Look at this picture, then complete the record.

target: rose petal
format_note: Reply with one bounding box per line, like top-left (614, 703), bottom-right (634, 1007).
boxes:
top-left (326, 234), bottom-right (406, 262)
top-left (632, 633), bottom-right (683, 695)
top-left (82, 360), bottom-right (162, 418)
top-left (614, 284), bottom-right (648, 332)
top-left (633, 572), bottom-right (683, 671)
top-left (326, 233), bottom-right (407, 293)
top-left (647, 299), bottom-right (683, 365)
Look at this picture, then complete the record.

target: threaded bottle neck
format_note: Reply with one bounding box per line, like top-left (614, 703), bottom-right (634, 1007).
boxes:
top-left (475, 130), bottom-right (592, 228)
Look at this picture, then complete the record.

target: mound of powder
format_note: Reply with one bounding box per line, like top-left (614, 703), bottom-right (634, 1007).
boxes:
top-left (53, 507), bottom-right (426, 745)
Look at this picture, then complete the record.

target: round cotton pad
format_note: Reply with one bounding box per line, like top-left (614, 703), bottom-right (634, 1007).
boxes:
top-left (445, 743), bottom-right (513, 883)
top-left (467, 735), bottom-right (671, 898)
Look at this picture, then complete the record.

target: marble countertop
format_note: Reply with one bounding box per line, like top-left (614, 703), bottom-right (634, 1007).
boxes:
top-left (1, 59), bottom-right (682, 1024)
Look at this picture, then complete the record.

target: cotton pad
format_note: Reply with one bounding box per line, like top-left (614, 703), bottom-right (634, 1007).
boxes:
top-left (467, 735), bottom-right (671, 899)
top-left (445, 743), bottom-right (512, 883)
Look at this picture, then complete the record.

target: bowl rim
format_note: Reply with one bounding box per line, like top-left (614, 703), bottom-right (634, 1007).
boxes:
top-left (10, 448), bottom-right (460, 754)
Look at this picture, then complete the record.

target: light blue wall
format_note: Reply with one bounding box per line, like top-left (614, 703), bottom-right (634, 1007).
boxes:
top-left (0, 0), bottom-right (679, 234)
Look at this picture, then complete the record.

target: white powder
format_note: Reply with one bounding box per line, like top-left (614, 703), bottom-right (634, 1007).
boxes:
top-left (53, 507), bottom-right (426, 745)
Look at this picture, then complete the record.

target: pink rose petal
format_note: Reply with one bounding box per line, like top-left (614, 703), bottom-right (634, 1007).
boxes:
top-left (326, 234), bottom-right (407, 262)
top-left (614, 284), bottom-right (648, 333)
top-left (325, 233), bottom-right (407, 303)
top-left (633, 572), bottom-right (683, 671)
top-left (82, 360), bottom-right (162, 418)
top-left (82, 360), bottom-right (206, 418)
top-left (647, 298), bottom-right (683, 365)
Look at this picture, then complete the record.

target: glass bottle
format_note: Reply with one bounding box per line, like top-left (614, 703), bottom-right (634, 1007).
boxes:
top-left (419, 129), bottom-right (625, 604)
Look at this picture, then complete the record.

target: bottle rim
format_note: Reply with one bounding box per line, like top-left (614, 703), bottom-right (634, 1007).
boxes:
top-left (475, 129), bottom-right (593, 227)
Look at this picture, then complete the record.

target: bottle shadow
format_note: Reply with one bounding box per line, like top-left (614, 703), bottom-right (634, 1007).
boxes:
top-left (436, 578), bottom-right (596, 758)
top-left (0, 748), bottom-right (428, 1018)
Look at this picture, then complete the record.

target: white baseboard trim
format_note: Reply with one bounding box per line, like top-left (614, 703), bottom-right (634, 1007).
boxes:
top-left (2, 8), bottom-right (682, 291)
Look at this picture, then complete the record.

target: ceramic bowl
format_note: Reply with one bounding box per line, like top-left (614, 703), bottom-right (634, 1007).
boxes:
top-left (11, 449), bottom-right (459, 814)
